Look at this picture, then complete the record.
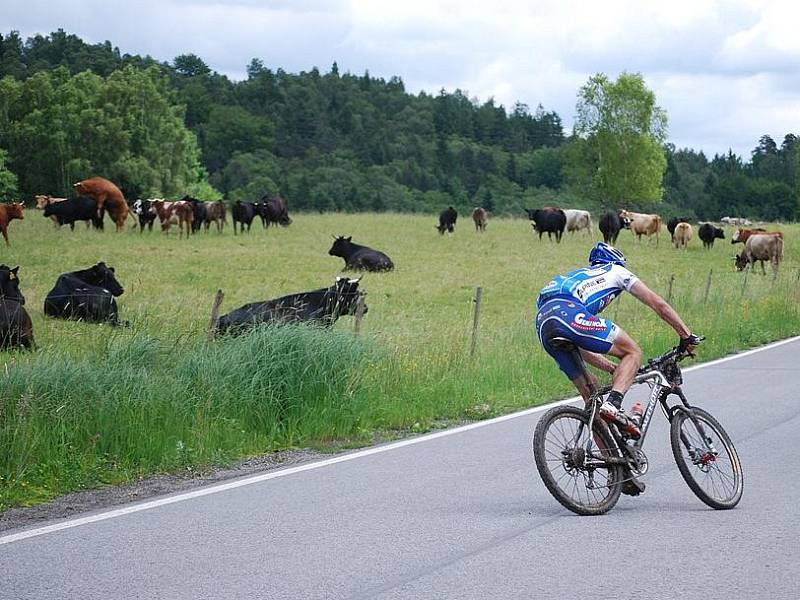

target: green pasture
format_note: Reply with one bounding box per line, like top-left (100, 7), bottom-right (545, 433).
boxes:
top-left (1, 211), bottom-right (799, 509)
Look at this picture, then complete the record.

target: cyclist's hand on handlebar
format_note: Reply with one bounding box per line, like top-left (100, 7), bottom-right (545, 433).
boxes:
top-left (678, 334), bottom-right (704, 357)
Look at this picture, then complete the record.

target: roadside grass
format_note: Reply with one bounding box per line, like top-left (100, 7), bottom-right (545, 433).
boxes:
top-left (1, 213), bottom-right (798, 509)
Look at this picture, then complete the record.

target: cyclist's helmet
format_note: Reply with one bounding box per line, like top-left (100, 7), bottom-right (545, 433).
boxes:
top-left (589, 242), bottom-right (626, 267)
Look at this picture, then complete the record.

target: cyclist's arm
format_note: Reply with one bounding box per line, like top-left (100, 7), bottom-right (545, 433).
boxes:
top-left (628, 280), bottom-right (691, 338)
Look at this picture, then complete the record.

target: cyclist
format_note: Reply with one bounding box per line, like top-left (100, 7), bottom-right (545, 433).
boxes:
top-left (535, 242), bottom-right (701, 494)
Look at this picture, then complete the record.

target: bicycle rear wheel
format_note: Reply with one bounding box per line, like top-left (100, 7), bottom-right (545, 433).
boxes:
top-left (670, 407), bottom-right (743, 509)
top-left (533, 405), bottom-right (623, 515)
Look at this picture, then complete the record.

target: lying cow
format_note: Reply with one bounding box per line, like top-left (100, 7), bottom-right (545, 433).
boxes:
top-left (472, 207), bottom-right (488, 232)
top-left (0, 202), bottom-right (24, 246)
top-left (216, 277), bottom-right (366, 336)
top-left (734, 234), bottom-right (784, 276)
top-left (599, 211), bottom-right (623, 244)
top-left (329, 236), bottom-right (394, 271)
top-left (619, 210), bottom-right (662, 245)
top-left (673, 222), bottom-right (693, 249)
top-left (44, 262), bottom-right (126, 326)
top-left (731, 228), bottom-right (772, 244)
top-left (525, 207), bottom-right (566, 242)
top-left (698, 223), bottom-right (724, 249)
top-left (563, 209), bottom-right (592, 235)
top-left (0, 265), bottom-right (34, 350)
top-left (43, 196), bottom-right (102, 230)
top-left (436, 206), bottom-right (458, 235)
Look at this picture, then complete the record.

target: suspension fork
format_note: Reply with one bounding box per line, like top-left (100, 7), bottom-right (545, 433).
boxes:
top-left (667, 387), bottom-right (717, 456)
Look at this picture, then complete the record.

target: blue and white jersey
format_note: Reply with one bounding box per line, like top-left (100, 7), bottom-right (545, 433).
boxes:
top-left (537, 264), bottom-right (639, 315)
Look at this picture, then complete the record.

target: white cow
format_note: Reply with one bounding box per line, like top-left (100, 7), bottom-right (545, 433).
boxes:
top-left (563, 209), bottom-right (593, 235)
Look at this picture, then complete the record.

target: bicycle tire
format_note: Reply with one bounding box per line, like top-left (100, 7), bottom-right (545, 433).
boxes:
top-left (670, 407), bottom-right (743, 509)
top-left (533, 405), bottom-right (623, 515)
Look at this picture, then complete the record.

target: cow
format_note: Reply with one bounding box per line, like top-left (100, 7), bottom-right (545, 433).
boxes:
top-left (721, 216), bottom-right (752, 226)
top-left (0, 265), bottom-right (34, 350)
top-left (667, 217), bottom-right (691, 242)
top-left (734, 234), bottom-right (784, 276)
top-left (216, 277), bottom-right (366, 336)
top-left (152, 200), bottom-right (193, 238)
top-left (44, 262), bottom-right (126, 326)
top-left (329, 236), bottom-right (394, 271)
top-left (204, 200), bottom-right (227, 232)
top-left (525, 207), bottom-right (566, 242)
top-left (436, 206), bottom-right (458, 235)
top-left (258, 195), bottom-right (292, 227)
top-left (35, 195), bottom-right (69, 229)
top-left (182, 196), bottom-right (207, 233)
top-left (472, 207), bottom-right (488, 232)
top-left (563, 209), bottom-right (593, 235)
top-left (43, 196), bottom-right (102, 230)
top-left (0, 202), bottom-right (24, 246)
top-left (231, 201), bottom-right (256, 234)
top-left (731, 228), bottom-right (772, 244)
top-left (619, 210), bottom-right (662, 245)
top-left (73, 177), bottom-right (129, 232)
top-left (698, 223), bottom-right (725, 249)
top-left (599, 211), bottom-right (623, 244)
top-left (673, 222), bottom-right (693, 249)
top-left (132, 199), bottom-right (158, 232)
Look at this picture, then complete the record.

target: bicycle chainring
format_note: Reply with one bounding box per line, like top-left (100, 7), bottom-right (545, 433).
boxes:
top-left (628, 448), bottom-right (649, 476)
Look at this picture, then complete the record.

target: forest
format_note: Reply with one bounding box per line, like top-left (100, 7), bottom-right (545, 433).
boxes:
top-left (0, 29), bottom-right (798, 221)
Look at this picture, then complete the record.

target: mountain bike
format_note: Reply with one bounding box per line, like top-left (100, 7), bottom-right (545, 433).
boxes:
top-left (532, 337), bottom-right (743, 515)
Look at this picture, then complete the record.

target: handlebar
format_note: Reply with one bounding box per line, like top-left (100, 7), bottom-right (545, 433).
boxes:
top-left (640, 335), bottom-right (705, 373)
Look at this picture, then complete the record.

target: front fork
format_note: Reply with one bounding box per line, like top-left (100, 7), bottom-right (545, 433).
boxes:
top-left (664, 387), bottom-right (720, 465)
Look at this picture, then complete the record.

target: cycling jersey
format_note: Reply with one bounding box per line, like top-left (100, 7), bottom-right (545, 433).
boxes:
top-left (537, 263), bottom-right (639, 315)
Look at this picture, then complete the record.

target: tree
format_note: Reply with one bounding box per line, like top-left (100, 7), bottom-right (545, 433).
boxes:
top-left (0, 147), bottom-right (18, 200)
top-left (573, 72), bottom-right (667, 204)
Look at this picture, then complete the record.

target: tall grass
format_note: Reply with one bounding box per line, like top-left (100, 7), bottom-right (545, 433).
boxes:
top-left (1, 213), bottom-right (799, 509)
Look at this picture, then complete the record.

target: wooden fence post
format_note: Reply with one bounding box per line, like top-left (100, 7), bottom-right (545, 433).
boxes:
top-left (703, 269), bottom-right (713, 304)
top-left (470, 286), bottom-right (483, 357)
top-left (666, 274), bottom-right (675, 304)
top-left (354, 293), bottom-right (366, 335)
top-left (207, 289), bottom-right (224, 340)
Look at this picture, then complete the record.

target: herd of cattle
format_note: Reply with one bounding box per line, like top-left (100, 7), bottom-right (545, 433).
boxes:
top-left (0, 175), bottom-right (792, 350)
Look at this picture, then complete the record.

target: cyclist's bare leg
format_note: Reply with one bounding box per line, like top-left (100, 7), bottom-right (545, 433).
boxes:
top-left (607, 327), bottom-right (642, 396)
top-left (571, 375), bottom-right (594, 402)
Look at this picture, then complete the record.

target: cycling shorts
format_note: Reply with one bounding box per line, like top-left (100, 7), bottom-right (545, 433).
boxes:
top-left (535, 298), bottom-right (620, 380)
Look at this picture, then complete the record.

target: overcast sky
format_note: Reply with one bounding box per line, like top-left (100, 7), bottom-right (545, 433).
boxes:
top-left (4, 0), bottom-right (800, 158)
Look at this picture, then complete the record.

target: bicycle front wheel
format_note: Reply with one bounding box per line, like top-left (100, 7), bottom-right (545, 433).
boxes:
top-left (670, 407), bottom-right (743, 509)
top-left (533, 405), bottom-right (624, 515)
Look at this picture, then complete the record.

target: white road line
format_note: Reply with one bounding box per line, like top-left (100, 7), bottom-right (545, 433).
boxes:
top-left (2, 334), bottom-right (798, 546)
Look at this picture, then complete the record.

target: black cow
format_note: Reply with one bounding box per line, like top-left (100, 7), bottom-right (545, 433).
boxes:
top-left (698, 223), bottom-right (725, 249)
top-left (132, 199), bottom-right (157, 232)
top-left (0, 265), bottom-right (34, 350)
top-left (667, 217), bottom-right (691, 241)
top-left (182, 196), bottom-right (207, 234)
top-left (216, 277), bottom-right (366, 336)
top-left (231, 201), bottom-right (256, 234)
top-left (525, 207), bottom-right (566, 242)
top-left (43, 196), bottom-right (102, 230)
top-left (598, 211), bottom-right (622, 244)
top-left (329, 236), bottom-right (395, 271)
top-left (44, 262), bottom-right (126, 326)
top-left (258, 195), bottom-right (292, 227)
top-left (436, 206), bottom-right (458, 234)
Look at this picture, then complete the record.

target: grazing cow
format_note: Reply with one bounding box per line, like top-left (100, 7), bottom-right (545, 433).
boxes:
top-left (216, 277), bottom-right (366, 336)
top-left (43, 196), bottom-right (102, 230)
top-left (599, 211), bottom-right (623, 244)
top-left (0, 265), bottom-right (34, 350)
top-left (673, 222), bottom-right (693, 249)
top-left (619, 210), bottom-right (662, 245)
top-left (472, 207), bottom-right (488, 232)
top-left (731, 228), bottom-right (772, 244)
top-left (232, 201), bottom-right (257, 234)
top-left (35, 195), bottom-right (69, 229)
top-left (329, 236), bottom-right (395, 271)
top-left (73, 177), bottom-right (129, 232)
top-left (698, 223), bottom-right (725, 249)
top-left (204, 200), bottom-right (227, 232)
top-left (132, 199), bottom-right (158, 232)
top-left (0, 202), bottom-right (24, 246)
top-left (563, 209), bottom-right (593, 235)
top-left (436, 206), bottom-right (458, 235)
top-left (44, 262), bottom-right (126, 325)
top-left (525, 207), bottom-right (567, 242)
top-left (258, 195), bottom-right (292, 227)
top-left (667, 217), bottom-right (691, 241)
top-left (734, 234), bottom-right (784, 276)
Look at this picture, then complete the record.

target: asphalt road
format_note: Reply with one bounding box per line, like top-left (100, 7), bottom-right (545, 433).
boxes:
top-left (2, 338), bottom-right (799, 600)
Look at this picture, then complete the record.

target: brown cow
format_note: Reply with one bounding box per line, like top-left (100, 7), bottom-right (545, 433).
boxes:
top-left (619, 210), bottom-right (662, 245)
top-left (673, 222), bottom-right (692, 249)
top-left (734, 233), bottom-right (784, 275)
top-left (472, 207), bottom-right (488, 232)
top-left (0, 202), bottom-right (24, 246)
top-left (73, 177), bottom-right (129, 232)
top-left (152, 200), bottom-right (193, 238)
top-left (730, 227), bottom-right (775, 244)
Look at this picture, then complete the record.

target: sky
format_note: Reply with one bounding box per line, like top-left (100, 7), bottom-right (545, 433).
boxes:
top-left (4, 0), bottom-right (800, 158)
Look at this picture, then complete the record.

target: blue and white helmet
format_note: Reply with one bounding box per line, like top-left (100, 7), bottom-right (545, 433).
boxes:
top-left (589, 242), bottom-right (626, 267)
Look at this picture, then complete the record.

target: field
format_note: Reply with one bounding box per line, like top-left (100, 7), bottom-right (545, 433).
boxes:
top-left (2, 211), bottom-right (799, 509)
